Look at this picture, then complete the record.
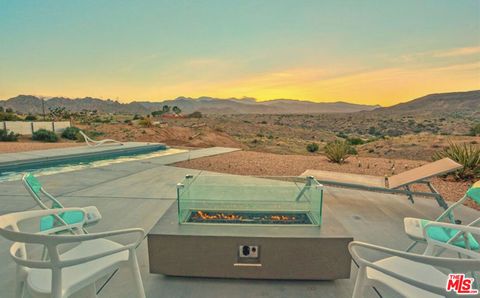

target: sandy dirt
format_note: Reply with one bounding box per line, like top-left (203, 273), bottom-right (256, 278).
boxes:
top-left (174, 151), bottom-right (478, 210)
top-left (79, 123), bottom-right (244, 149)
top-left (0, 140), bottom-right (82, 153)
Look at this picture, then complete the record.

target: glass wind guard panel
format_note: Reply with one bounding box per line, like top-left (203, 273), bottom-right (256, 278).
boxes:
top-left (177, 174), bottom-right (323, 226)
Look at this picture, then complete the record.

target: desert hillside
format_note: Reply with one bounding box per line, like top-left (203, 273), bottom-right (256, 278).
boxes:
top-left (374, 90), bottom-right (480, 115)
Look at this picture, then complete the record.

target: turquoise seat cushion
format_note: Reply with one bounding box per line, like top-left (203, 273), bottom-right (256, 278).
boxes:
top-left (39, 211), bottom-right (85, 231)
top-left (421, 219), bottom-right (479, 250)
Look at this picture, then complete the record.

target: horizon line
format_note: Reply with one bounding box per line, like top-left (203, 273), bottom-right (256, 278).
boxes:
top-left (2, 88), bottom-right (479, 108)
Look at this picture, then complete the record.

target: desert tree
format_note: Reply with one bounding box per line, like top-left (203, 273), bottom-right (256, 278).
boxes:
top-left (172, 106), bottom-right (182, 114)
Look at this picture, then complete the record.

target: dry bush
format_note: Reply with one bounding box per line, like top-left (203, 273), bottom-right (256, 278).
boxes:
top-left (138, 117), bottom-right (153, 127)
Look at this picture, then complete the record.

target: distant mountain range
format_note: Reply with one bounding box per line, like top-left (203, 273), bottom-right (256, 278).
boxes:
top-left (1, 90), bottom-right (478, 115)
top-left (0, 95), bottom-right (379, 115)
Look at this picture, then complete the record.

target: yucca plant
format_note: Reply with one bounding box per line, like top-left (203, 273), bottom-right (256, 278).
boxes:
top-left (324, 140), bottom-right (354, 163)
top-left (433, 141), bottom-right (480, 179)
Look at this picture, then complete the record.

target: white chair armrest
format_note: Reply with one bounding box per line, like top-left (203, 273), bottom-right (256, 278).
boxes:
top-left (349, 241), bottom-right (449, 295)
top-left (349, 241), bottom-right (479, 276)
top-left (54, 228), bottom-right (145, 245)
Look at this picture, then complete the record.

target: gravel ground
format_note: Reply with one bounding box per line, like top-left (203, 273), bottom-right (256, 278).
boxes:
top-left (175, 151), bottom-right (478, 210)
top-left (0, 141), bottom-right (81, 153)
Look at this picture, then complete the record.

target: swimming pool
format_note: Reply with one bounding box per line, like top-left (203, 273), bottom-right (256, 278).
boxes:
top-left (0, 146), bottom-right (186, 182)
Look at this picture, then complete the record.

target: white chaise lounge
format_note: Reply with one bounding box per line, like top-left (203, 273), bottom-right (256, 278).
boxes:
top-left (302, 157), bottom-right (462, 210)
top-left (79, 130), bottom-right (123, 147)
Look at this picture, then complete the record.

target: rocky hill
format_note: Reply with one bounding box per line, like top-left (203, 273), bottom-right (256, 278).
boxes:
top-left (374, 90), bottom-right (480, 115)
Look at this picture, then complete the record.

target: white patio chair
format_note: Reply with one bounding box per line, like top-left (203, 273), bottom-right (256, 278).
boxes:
top-left (0, 208), bottom-right (146, 298)
top-left (79, 130), bottom-right (123, 148)
top-left (349, 223), bottom-right (480, 298)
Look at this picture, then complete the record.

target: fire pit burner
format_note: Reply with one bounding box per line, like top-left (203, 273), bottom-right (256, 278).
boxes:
top-left (186, 210), bottom-right (312, 224)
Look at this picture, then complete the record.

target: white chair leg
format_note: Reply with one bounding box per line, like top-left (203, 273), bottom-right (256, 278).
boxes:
top-left (352, 266), bottom-right (367, 298)
top-left (129, 252), bottom-right (146, 298)
top-left (52, 268), bottom-right (63, 298)
top-left (15, 279), bottom-right (24, 298)
top-left (16, 266), bottom-right (27, 298)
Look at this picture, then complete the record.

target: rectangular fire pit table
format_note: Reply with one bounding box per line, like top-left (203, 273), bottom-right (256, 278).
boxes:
top-left (148, 174), bottom-right (353, 280)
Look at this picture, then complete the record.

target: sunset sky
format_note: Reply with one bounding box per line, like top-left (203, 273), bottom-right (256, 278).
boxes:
top-left (0, 0), bottom-right (479, 106)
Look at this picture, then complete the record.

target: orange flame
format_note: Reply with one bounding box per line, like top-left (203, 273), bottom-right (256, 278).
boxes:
top-left (193, 211), bottom-right (298, 222)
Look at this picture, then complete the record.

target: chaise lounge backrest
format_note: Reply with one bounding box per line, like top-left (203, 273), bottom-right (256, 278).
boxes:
top-left (387, 158), bottom-right (462, 189)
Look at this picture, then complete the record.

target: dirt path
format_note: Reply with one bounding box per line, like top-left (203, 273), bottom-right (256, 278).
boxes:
top-left (0, 141), bottom-right (82, 153)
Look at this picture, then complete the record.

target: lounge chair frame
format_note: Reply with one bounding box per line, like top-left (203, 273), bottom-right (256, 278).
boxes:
top-left (302, 158), bottom-right (463, 211)
top-left (79, 130), bottom-right (123, 147)
top-left (405, 181), bottom-right (480, 252)
top-left (22, 173), bottom-right (101, 236)
top-left (315, 177), bottom-right (449, 210)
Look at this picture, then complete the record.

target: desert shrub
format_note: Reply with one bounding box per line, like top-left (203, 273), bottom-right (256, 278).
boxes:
top-left (336, 132), bottom-right (348, 139)
top-left (61, 126), bottom-right (80, 140)
top-left (188, 111), bottom-right (202, 118)
top-left (0, 112), bottom-right (20, 121)
top-left (349, 146), bottom-right (358, 155)
top-left (138, 117), bottom-right (153, 127)
top-left (151, 110), bottom-right (163, 117)
top-left (347, 137), bottom-right (364, 145)
top-left (133, 114), bottom-right (142, 120)
top-left (386, 129), bottom-right (403, 137)
top-left (432, 141), bottom-right (480, 179)
top-left (306, 143), bottom-right (319, 153)
top-left (172, 106), bottom-right (182, 114)
top-left (324, 140), bottom-right (354, 163)
top-left (25, 114), bottom-right (37, 121)
top-left (0, 129), bottom-right (19, 141)
top-left (32, 129), bottom-right (58, 142)
top-left (470, 123), bottom-right (480, 136)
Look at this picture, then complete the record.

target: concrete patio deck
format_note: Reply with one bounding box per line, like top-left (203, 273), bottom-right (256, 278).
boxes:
top-left (0, 146), bottom-right (477, 297)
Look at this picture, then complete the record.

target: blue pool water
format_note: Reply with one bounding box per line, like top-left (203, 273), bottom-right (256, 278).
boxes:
top-left (0, 147), bottom-right (185, 182)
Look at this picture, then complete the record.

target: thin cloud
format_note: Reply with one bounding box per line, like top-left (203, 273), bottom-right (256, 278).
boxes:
top-left (433, 46), bottom-right (480, 58)
top-left (390, 46), bottom-right (480, 63)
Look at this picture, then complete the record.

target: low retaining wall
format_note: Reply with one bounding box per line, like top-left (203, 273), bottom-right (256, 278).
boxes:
top-left (3, 121), bottom-right (71, 135)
